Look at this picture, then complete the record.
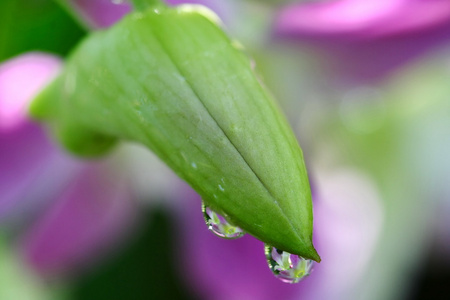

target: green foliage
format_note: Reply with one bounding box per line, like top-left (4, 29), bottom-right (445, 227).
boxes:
top-left (0, 0), bottom-right (85, 62)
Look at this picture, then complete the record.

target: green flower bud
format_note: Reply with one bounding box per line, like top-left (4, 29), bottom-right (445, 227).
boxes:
top-left (31, 4), bottom-right (320, 261)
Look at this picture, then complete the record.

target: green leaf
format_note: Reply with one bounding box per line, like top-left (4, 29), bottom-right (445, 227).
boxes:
top-left (0, 0), bottom-right (85, 62)
top-left (31, 5), bottom-right (319, 261)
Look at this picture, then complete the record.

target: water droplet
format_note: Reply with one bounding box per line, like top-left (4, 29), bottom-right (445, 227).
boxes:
top-left (202, 202), bottom-right (245, 239)
top-left (265, 244), bottom-right (314, 283)
top-left (218, 184), bottom-right (225, 192)
top-left (191, 162), bottom-right (197, 169)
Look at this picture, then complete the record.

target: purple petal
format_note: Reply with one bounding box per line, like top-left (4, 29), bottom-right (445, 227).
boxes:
top-left (0, 122), bottom-right (82, 223)
top-left (274, 0), bottom-right (450, 84)
top-left (68, 0), bottom-right (132, 29)
top-left (19, 163), bottom-right (137, 277)
top-left (0, 53), bottom-right (81, 222)
top-left (300, 168), bottom-right (384, 299)
top-left (0, 53), bottom-right (61, 130)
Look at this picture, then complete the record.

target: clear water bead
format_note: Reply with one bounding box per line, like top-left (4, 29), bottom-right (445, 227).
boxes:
top-left (202, 202), bottom-right (245, 239)
top-left (265, 244), bottom-right (314, 283)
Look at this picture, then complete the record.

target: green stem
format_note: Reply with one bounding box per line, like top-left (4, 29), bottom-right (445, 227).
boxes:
top-left (130, 0), bottom-right (166, 11)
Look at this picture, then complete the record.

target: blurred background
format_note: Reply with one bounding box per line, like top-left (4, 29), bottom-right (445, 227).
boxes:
top-left (1, 0), bottom-right (449, 299)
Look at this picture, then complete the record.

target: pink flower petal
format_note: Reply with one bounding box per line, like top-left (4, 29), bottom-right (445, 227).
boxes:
top-left (274, 0), bottom-right (450, 83)
top-left (0, 53), bottom-right (61, 130)
top-left (0, 53), bottom-right (80, 222)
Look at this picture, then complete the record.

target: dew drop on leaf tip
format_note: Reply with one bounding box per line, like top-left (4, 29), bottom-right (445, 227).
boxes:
top-left (265, 244), bottom-right (314, 284)
top-left (202, 202), bottom-right (245, 239)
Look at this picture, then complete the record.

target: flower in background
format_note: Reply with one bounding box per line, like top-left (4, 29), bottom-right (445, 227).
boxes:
top-left (19, 162), bottom-right (136, 278)
top-left (274, 0), bottom-right (450, 84)
top-left (0, 53), bottom-right (76, 223)
top-left (0, 53), bottom-right (137, 278)
top-left (272, 3), bottom-right (450, 299)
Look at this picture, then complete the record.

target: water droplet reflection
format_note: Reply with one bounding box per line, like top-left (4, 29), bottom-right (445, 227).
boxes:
top-left (265, 244), bottom-right (314, 283)
top-left (202, 202), bottom-right (245, 239)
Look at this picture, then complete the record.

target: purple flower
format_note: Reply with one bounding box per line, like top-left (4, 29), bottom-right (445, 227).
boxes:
top-left (0, 53), bottom-right (136, 277)
top-left (19, 163), bottom-right (136, 277)
top-left (0, 53), bottom-right (78, 222)
top-left (274, 0), bottom-right (450, 84)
